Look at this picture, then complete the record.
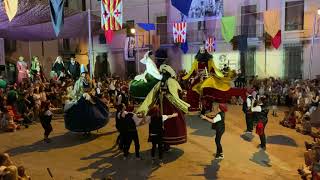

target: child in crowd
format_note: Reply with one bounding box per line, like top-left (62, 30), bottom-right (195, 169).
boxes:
top-left (201, 104), bottom-right (228, 160)
top-left (39, 101), bottom-right (53, 143)
top-left (18, 166), bottom-right (31, 180)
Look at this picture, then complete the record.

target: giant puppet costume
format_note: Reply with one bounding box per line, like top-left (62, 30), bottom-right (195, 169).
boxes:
top-left (67, 56), bottom-right (80, 80)
top-left (129, 51), bottom-right (163, 100)
top-left (29, 56), bottom-right (41, 81)
top-left (64, 65), bottom-right (109, 133)
top-left (52, 56), bottom-right (65, 78)
top-left (182, 46), bottom-right (236, 110)
top-left (136, 51), bottom-right (190, 145)
top-left (16, 56), bottom-right (29, 84)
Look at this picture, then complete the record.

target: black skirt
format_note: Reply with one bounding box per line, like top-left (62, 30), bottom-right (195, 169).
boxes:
top-left (64, 96), bottom-right (109, 132)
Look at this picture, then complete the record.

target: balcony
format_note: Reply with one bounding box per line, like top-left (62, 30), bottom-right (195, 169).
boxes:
top-left (159, 24), bottom-right (264, 45)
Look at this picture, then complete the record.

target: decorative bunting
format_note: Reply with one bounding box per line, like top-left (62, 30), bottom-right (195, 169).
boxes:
top-left (180, 40), bottom-right (189, 54)
top-left (3, 0), bottom-right (18, 21)
top-left (171, 0), bottom-right (193, 16)
top-left (205, 37), bottom-right (216, 52)
top-left (137, 23), bottom-right (155, 31)
top-left (49, 0), bottom-right (65, 37)
top-left (173, 22), bottom-right (187, 43)
top-left (221, 16), bottom-right (236, 42)
top-left (101, 0), bottom-right (123, 31)
top-left (264, 10), bottom-right (280, 38)
top-left (271, 30), bottom-right (281, 49)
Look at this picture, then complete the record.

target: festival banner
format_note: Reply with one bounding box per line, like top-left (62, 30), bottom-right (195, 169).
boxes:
top-left (49, 0), bottom-right (65, 37)
top-left (173, 22), bottom-right (187, 43)
top-left (205, 36), bottom-right (216, 52)
top-left (101, 0), bottom-right (123, 31)
top-left (4, 0), bottom-right (18, 21)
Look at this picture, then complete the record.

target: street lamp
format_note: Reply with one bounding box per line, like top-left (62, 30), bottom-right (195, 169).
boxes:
top-left (130, 28), bottom-right (136, 34)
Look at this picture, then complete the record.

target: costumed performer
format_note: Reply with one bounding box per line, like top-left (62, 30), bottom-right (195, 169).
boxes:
top-left (129, 51), bottom-right (163, 100)
top-left (137, 64), bottom-right (190, 147)
top-left (16, 56), bottom-right (29, 84)
top-left (51, 56), bottom-right (66, 80)
top-left (29, 56), bottom-right (41, 82)
top-left (64, 65), bottom-right (109, 134)
top-left (67, 56), bottom-right (80, 80)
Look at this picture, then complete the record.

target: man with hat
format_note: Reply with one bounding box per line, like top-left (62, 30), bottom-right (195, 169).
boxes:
top-left (201, 103), bottom-right (228, 160)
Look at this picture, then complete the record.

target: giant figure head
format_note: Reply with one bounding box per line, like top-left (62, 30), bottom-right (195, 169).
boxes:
top-left (195, 45), bottom-right (212, 63)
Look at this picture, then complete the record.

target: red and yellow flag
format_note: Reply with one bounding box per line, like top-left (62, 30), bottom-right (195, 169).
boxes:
top-left (101, 0), bottom-right (123, 31)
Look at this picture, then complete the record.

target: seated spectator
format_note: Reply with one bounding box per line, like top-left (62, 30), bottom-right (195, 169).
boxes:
top-left (297, 116), bottom-right (312, 135)
top-left (280, 111), bottom-right (296, 129)
top-left (17, 166), bottom-right (30, 180)
top-left (2, 107), bottom-right (20, 132)
top-left (0, 153), bottom-right (18, 180)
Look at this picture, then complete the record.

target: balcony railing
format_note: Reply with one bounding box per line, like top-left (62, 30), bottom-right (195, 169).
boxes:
top-left (158, 24), bottom-right (264, 45)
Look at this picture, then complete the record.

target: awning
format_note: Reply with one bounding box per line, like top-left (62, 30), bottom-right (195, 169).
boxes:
top-left (0, 0), bottom-right (100, 41)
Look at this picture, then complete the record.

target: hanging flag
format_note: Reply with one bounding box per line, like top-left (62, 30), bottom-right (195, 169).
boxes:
top-left (271, 30), bottom-right (281, 49)
top-left (205, 37), bottom-right (216, 52)
top-left (180, 40), bottom-right (188, 54)
top-left (171, 0), bottom-right (193, 16)
top-left (137, 23), bottom-right (155, 31)
top-left (264, 10), bottom-right (280, 38)
top-left (3, 0), bottom-right (18, 21)
top-left (221, 16), bottom-right (236, 42)
top-left (105, 30), bottom-right (113, 44)
top-left (101, 0), bottom-right (123, 31)
top-left (173, 22), bottom-right (187, 43)
top-left (49, 0), bottom-right (65, 37)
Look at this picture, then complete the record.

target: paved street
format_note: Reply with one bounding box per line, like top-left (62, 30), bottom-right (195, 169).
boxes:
top-left (0, 105), bottom-right (311, 179)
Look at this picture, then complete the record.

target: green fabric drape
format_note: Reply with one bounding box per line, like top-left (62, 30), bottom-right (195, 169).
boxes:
top-left (221, 16), bottom-right (236, 42)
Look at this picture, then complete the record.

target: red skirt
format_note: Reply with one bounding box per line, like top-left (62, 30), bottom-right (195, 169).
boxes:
top-left (163, 97), bottom-right (187, 145)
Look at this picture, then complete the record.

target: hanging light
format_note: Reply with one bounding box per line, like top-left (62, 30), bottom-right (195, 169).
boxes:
top-left (317, 8), bottom-right (320, 15)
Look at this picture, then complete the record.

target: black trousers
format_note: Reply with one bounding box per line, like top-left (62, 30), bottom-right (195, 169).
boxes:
top-left (116, 131), bottom-right (125, 150)
top-left (215, 127), bottom-right (225, 156)
top-left (259, 121), bottom-right (268, 148)
top-left (245, 113), bottom-right (253, 132)
top-left (123, 131), bottom-right (140, 158)
top-left (150, 135), bottom-right (163, 160)
top-left (40, 121), bottom-right (52, 137)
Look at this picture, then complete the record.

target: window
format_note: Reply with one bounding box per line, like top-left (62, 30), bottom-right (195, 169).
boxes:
top-left (240, 48), bottom-right (256, 77)
top-left (99, 33), bottom-right (106, 44)
top-left (63, 39), bottom-right (70, 50)
top-left (198, 21), bottom-right (206, 31)
top-left (241, 5), bottom-right (257, 37)
top-left (64, 0), bottom-right (69, 8)
top-left (82, 0), bottom-right (86, 11)
top-left (284, 45), bottom-right (303, 79)
top-left (156, 16), bottom-right (167, 44)
top-left (285, 1), bottom-right (304, 31)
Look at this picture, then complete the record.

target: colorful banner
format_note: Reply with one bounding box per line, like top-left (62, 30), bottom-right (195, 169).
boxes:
top-left (264, 10), bottom-right (280, 38)
top-left (4, 0), bottom-right (18, 21)
top-left (205, 36), bottom-right (216, 52)
top-left (221, 16), bottom-right (236, 42)
top-left (171, 0), bottom-right (193, 16)
top-left (137, 23), bottom-right (155, 31)
top-left (101, 0), bottom-right (123, 31)
top-left (173, 22), bottom-right (187, 43)
top-left (49, 0), bottom-right (65, 37)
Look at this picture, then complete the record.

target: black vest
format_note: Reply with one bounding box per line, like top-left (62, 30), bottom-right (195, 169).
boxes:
top-left (125, 113), bottom-right (137, 132)
top-left (215, 112), bottom-right (225, 128)
top-left (149, 116), bottom-right (163, 135)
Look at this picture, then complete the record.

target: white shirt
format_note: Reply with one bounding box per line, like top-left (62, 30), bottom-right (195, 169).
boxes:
top-left (251, 105), bottom-right (262, 112)
top-left (207, 114), bottom-right (222, 123)
top-left (247, 96), bottom-right (252, 108)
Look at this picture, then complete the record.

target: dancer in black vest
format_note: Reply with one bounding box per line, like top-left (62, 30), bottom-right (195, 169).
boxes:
top-left (121, 106), bottom-right (145, 160)
top-left (146, 106), bottom-right (178, 165)
top-left (115, 104), bottom-right (126, 150)
top-left (201, 104), bottom-right (228, 160)
top-left (251, 97), bottom-right (269, 150)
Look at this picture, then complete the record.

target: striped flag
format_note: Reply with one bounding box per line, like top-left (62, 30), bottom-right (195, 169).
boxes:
top-left (101, 0), bottom-right (123, 31)
top-left (173, 22), bottom-right (187, 43)
top-left (205, 36), bottom-right (216, 52)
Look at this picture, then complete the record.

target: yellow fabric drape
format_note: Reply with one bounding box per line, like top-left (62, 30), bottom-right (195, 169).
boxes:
top-left (4, 0), bottom-right (18, 22)
top-left (264, 10), bottom-right (280, 38)
top-left (182, 59), bottom-right (224, 80)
